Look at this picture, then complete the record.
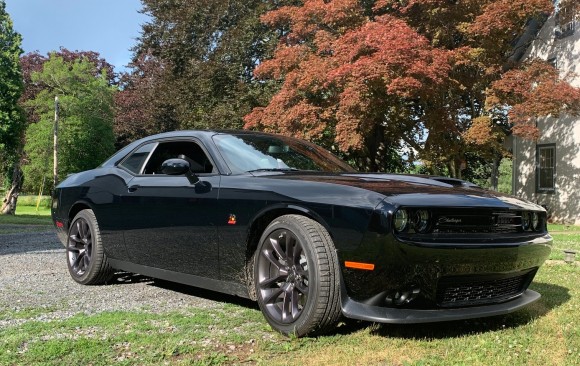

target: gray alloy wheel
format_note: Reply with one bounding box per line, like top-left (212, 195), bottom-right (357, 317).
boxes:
top-left (67, 209), bottom-right (113, 285)
top-left (254, 214), bottom-right (341, 336)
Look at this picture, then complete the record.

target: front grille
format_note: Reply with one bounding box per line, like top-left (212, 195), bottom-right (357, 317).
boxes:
top-left (432, 210), bottom-right (522, 234)
top-left (436, 269), bottom-right (537, 307)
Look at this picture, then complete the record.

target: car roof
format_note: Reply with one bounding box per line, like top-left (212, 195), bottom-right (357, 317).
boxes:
top-left (99, 130), bottom-right (288, 168)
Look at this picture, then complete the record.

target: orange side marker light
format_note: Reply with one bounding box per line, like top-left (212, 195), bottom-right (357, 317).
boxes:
top-left (345, 261), bottom-right (375, 271)
top-left (227, 214), bottom-right (237, 225)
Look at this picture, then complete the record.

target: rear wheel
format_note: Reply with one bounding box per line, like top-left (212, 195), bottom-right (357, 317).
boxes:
top-left (254, 215), bottom-right (341, 336)
top-left (67, 209), bottom-right (114, 285)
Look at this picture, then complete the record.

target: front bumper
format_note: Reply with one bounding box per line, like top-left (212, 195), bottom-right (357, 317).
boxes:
top-left (337, 227), bottom-right (552, 322)
top-left (339, 234), bottom-right (552, 300)
top-left (341, 288), bottom-right (540, 323)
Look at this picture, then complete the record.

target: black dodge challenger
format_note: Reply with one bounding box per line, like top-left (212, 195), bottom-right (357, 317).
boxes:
top-left (52, 130), bottom-right (552, 336)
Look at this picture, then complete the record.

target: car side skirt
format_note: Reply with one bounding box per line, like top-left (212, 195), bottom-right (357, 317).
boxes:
top-left (108, 259), bottom-right (251, 299)
top-left (340, 289), bottom-right (540, 324)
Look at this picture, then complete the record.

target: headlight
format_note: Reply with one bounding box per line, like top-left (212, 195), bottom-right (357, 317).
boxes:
top-left (414, 210), bottom-right (430, 233)
top-left (522, 212), bottom-right (531, 231)
top-left (393, 209), bottom-right (408, 232)
top-left (531, 212), bottom-right (540, 231)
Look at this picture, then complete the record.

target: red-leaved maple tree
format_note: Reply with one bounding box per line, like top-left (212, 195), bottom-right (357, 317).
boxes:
top-left (487, 60), bottom-right (580, 140)
top-left (244, 0), bottom-right (580, 174)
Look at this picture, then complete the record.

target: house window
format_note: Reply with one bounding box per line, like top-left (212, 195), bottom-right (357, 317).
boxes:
top-left (536, 144), bottom-right (556, 193)
top-left (555, 0), bottom-right (578, 39)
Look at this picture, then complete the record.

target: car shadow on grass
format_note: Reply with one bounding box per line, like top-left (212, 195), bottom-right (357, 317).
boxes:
top-left (106, 271), bottom-right (259, 310)
top-left (103, 271), bottom-right (570, 339)
top-left (103, 273), bottom-right (570, 339)
top-left (151, 278), bottom-right (260, 310)
top-left (362, 282), bottom-right (570, 339)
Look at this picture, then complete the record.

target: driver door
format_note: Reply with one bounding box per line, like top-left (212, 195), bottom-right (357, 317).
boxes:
top-left (119, 138), bottom-right (221, 279)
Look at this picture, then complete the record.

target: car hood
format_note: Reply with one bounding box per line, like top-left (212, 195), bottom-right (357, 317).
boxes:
top-left (254, 172), bottom-right (544, 211)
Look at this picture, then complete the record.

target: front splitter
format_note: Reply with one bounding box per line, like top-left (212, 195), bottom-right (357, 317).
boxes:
top-left (341, 289), bottom-right (540, 324)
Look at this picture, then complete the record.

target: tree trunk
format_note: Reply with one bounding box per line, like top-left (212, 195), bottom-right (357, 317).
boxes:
top-left (1, 164), bottom-right (23, 215)
top-left (448, 161), bottom-right (457, 178)
top-left (490, 155), bottom-right (500, 191)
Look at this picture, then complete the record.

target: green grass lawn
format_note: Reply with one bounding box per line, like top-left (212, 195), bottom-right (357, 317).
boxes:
top-left (1, 213), bottom-right (578, 365)
top-left (0, 213), bottom-right (51, 226)
top-left (1, 263), bottom-right (578, 365)
top-left (550, 233), bottom-right (580, 260)
top-left (549, 224), bottom-right (580, 232)
top-left (0, 200), bottom-right (52, 226)
top-left (549, 224), bottom-right (580, 261)
top-left (0, 207), bottom-right (51, 226)
top-left (14, 205), bottom-right (51, 217)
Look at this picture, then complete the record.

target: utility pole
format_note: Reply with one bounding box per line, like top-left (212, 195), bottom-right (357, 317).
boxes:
top-left (53, 96), bottom-right (59, 189)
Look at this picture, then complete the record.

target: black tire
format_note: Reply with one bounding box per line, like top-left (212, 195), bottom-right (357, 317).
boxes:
top-left (66, 209), bottom-right (114, 285)
top-left (253, 214), bottom-right (341, 337)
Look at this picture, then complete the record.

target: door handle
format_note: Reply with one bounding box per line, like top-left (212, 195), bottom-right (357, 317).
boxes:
top-left (128, 185), bottom-right (140, 193)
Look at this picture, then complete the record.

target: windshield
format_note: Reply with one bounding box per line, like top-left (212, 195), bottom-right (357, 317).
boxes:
top-left (212, 133), bottom-right (356, 174)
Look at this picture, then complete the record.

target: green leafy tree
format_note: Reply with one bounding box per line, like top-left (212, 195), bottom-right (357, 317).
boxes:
top-left (20, 49), bottom-right (116, 125)
top-left (115, 0), bottom-right (297, 146)
top-left (497, 158), bottom-right (513, 194)
top-left (0, 0), bottom-right (24, 214)
top-left (23, 54), bottom-right (116, 193)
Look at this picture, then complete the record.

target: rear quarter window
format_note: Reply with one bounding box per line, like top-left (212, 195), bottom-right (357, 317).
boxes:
top-left (118, 143), bottom-right (157, 174)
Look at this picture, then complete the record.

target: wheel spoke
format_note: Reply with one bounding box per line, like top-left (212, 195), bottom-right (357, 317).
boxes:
top-left (281, 287), bottom-right (293, 322)
top-left (69, 234), bottom-right (82, 244)
top-left (73, 252), bottom-right (84, 271)
top-left (284, 232), bottom-right (294, 259)
top-left (85, 245), bottom-right (92, 261)
top-left (77, 221), bottom-right (85, 240)
top-left (263, 287), bottom-right (284, 305)
top-left (262, 249), bottom-right (284, 272)
top-left (290, 288), bottom-right (301, 320)
top-left (68, 236), bottom-right (82, 249)
top-left (82, 254), bottom-right (90, 270)
top-left (67, 245), bottom-right (81, 252)
top-left (259, 274), bottom-right (286, 289)
top-left (269, 237), bottom-right (286, 262)
top-left (282, 286), bottom-right (302, 323)
top-left (295, 281), bottom-right (308, 295)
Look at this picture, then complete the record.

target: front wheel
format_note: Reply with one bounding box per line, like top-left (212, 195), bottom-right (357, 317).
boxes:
top-left (254, 215), bottom-right (341, 336)
top-left (67, 209), bottom-right (114, 285)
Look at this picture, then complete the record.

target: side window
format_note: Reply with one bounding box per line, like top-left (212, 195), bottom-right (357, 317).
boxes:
top-left (536, 144), bottom-right (556, 193)
top-left (118, 143), bottom-right (157, 174)
top-left (143, 140), bottom-right (214, 175)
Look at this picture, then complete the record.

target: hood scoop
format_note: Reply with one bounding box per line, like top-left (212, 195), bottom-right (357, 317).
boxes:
top-left (425, 176), bottom-right (480, 189)
top-left (344, 174), bottom-right (480, 189)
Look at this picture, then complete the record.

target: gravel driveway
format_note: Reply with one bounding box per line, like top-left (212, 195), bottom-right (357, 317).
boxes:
top-left (0, 226), bottom-right (225, 327)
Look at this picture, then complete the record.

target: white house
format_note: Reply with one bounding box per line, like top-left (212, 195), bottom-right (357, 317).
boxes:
top-left (513, 2), bottom-right (580, 225)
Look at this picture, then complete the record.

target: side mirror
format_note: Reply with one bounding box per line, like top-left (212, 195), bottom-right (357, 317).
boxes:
top-left (161, 158), bottom-right (190, 175)
top-left (161, 159), bottom-right (199, 184)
